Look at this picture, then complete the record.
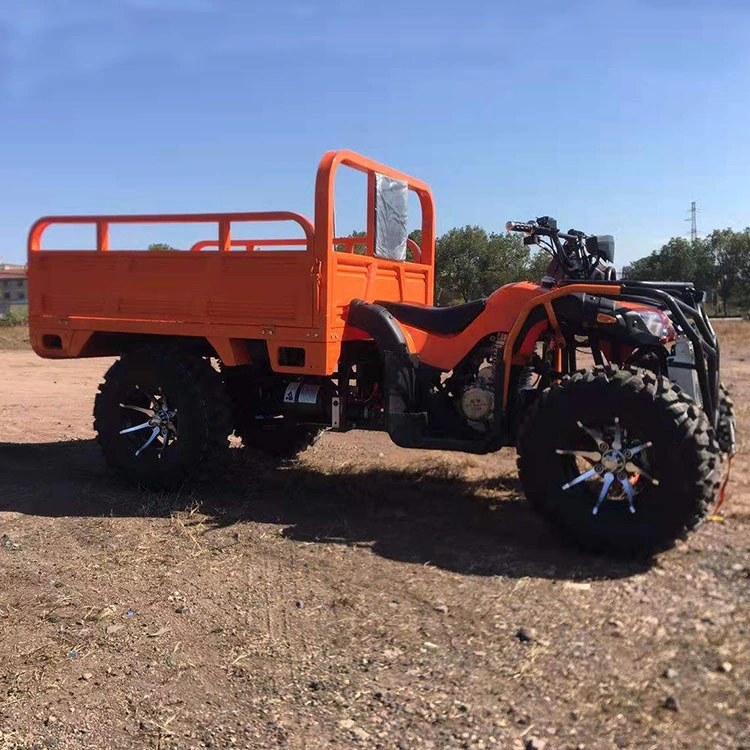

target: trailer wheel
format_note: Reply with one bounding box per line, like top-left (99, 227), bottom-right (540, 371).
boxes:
top-left (717, 383), bottom-right (737, 457)
top-left (516, 365), bottom-right (721, 557)
top-left (222, 365), bottom-right (323, 460)
top-left (236, 422), bottom-right (324, 459)
top-left (94, 348), bottom-right (231, 489)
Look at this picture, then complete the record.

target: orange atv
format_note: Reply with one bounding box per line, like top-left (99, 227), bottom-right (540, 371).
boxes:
top-left (27, 150), bottom-right (734, 556)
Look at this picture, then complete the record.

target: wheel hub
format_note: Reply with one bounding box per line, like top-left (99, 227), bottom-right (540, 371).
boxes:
top-left (119, 388), bottom-right (178, 458)
top-left (556, 417), bottom-right (659, 516)
top-left (600, 450), bottom-right (625, 473)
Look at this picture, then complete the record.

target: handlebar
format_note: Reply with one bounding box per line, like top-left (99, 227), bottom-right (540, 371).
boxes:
top-left (505, 220), bottom-right (578, 242)
top-left (505, 216), bottom-right (616, 282)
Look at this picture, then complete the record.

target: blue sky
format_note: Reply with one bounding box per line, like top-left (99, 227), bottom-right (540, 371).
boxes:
top-left (1, 0), bottom-right (749, 267)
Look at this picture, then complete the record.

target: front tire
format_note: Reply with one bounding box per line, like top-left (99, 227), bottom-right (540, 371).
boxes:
top-left (517, 365), bottom-right (721, 557)
top-left (717, 383), bottom-right (737, 457)
top-left (94, 348), bottom-right (231, 489)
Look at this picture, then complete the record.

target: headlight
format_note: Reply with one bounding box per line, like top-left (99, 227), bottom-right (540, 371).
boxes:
top-left (634, 310), bottom-right (676, 342)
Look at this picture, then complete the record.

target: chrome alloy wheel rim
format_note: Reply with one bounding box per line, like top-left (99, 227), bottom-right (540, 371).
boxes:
top-left (119, 386), bottom-right (178, 459)
top-left (556, 417), bottom-right (659, 515)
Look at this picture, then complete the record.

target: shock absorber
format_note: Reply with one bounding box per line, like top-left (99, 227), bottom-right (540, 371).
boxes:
top-left (487, 332), bottom-right (508, 386)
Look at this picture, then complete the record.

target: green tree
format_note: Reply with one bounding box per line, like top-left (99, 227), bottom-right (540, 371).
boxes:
top-left (407, 229), bottom-right (422, 262)
top-left (334, 230), bottom-right (366, 255)
top-left (705, 228), bottom-right (750, 314)
top-left (331, 225), bottom-right (552, 303)
top-left (626, 237), bottom-right (716, 291)
top-left (435, 226), bottom-right (546, 304)
top-left (527, 247), bottom-right (552, 282)
top-left (335, 229), bottom-right (422, 260)
top-left (148, 242), bottom-right (178, 251)
top-left (435, 226), bottom-right (492, 303)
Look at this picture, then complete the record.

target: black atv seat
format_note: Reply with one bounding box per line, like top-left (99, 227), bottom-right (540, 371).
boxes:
top-left (375, 298), bottom-right (486, 336)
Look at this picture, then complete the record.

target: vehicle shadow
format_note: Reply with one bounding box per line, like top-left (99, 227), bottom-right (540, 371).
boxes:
top-left (0, 439), bottom-right (652, 581)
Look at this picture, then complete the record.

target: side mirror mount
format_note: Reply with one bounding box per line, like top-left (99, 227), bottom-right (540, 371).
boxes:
top-left (536, 216), bottom-right (558, 231)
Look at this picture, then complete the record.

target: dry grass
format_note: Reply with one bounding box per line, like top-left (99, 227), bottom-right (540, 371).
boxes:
top-left (0, 326), bottom-right (30, 350)
top-left (0, 325), bottom-right (746, 749)
top-left (712, 318), bottom-right (750, 350)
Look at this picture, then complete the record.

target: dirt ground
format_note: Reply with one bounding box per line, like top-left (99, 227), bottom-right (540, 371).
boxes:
top-left (0, 322), bottom-right (747, 750)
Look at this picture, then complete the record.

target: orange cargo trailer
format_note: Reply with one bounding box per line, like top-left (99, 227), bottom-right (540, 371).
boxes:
top-left (28, 149), bottom-right (436, 375)
top-left (28, 149), bottom-right (730, 557)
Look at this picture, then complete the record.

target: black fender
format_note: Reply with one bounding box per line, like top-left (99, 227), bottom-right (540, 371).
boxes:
top-left (346, 300), bottom-right (427, 446)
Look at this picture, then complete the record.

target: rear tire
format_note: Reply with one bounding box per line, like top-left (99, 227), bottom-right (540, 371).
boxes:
top-left (223, 364), bottom-right (322, 460)
top-left (517, 365), bottom-right (721, 557)
top-left (237, 422), bottom-right (323, 459)
top-left (94, 348), bottom-right (231, 489)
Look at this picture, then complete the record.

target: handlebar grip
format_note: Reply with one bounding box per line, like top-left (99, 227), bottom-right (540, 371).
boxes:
top-left (505, 221), bottom-right (536, 233)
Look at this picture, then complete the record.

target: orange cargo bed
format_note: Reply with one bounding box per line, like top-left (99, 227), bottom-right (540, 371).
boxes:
top-left (28, 150), bottom-right (435, 375)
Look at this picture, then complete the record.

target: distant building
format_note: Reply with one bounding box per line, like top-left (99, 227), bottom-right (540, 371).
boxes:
top-left (0, 266), bottom-right (28, 315)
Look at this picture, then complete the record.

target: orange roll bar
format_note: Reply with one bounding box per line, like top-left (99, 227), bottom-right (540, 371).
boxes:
top-left (189, 239), bottom-right (309, 253)
top-left (28, 211), bottom-right (315, 254)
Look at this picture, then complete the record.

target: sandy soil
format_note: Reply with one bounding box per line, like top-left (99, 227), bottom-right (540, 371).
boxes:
top-left (0, 322), bottom-right (747, 749)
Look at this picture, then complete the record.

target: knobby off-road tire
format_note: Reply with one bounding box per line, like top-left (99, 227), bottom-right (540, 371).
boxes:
top-left (222, 365), bottom-right (322, 460)
top-left (517, 365), bottom-right (721, 557)
top-left (94, 348), bottom-right (231, 489)
top-left (717, 383), bottom-right (737, 457)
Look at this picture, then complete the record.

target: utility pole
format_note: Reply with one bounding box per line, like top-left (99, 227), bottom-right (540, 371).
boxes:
top-left (687, 201), bottom-right (698, 243)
